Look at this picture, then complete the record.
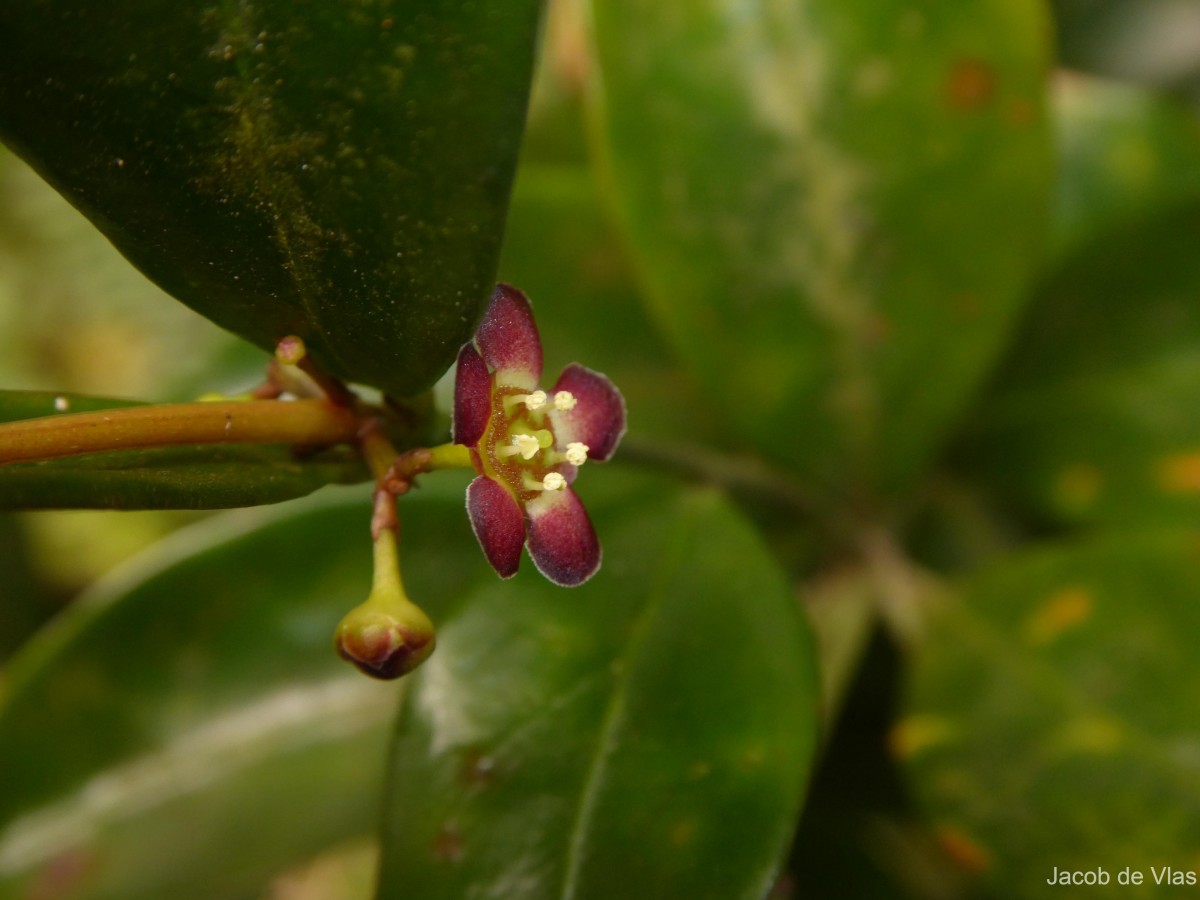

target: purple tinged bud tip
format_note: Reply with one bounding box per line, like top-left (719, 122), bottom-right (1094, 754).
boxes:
top-left (335, 604), bottom-right (436, 680)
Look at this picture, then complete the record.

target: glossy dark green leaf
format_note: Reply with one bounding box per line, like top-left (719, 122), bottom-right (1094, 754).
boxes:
top-left (0, 148), bottom-right (246, 401)
top-left (378, 485), bottom-right (819, 899)
top-left (1053, 75), bottom-right (1200, 256)
top-left (588, 0), bottom-right (1053, 497)
top-left (899, 532), bottom-right (1200, 896)
top-left (0, 1), bottom-right (542, 398)
top-left (953, 202), bottom-right (1200, 528)
top-left (0, 445), bottom-right (368, 511)
top-left (0, 392), bottom-right (369, 509)
top-left (0, 480), bottom-right (482, 899)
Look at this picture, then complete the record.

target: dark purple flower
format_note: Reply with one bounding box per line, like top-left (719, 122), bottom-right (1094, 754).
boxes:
top-left (453, 284), bottom-right (626, 586)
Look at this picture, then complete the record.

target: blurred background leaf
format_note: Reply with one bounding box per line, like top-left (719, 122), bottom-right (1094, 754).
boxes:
top-left (378, 483), bottom-right (819, 900)
top-left (587, 0), bottom-right (1052, 501)
top-left (0, 0), bottom-right (543, 398)
top-left (950, 201), bottom-right (1200, 530)
top-left (1052, 0), bottom-right (1200, 97)
top-left (1051, 74), bottom-right (1200, 256)
top-left (899, 531), bottom-right (1200, 897)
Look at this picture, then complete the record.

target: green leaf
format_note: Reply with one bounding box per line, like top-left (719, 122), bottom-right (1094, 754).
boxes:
top-left (0, 1), bottom-right (543, 398)
top-left (0, 392), bottom-right (369, 510)
top-left (899, 532), bottom-right (1200, 896)
top-left (0, 481), bottom-right (481, 900)
top-left (1053, 75), bottom-right (1200, 256)
top-left (377, 485), bottom-right (819, 899)
top-left (587, 0), bottom-right (1052, 497)
top-left (952, 202), bottom-right (1200, 528)
top-left (0, 445), bottom-right (368, 511)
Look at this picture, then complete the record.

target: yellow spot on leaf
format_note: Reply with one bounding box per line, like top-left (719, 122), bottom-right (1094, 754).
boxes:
top-left (952, 292), bottom-right (982, 321)
top-left (739, 745), bottom-right (766, 770)
top-left (670, 818), bottom-right (698, 847)
top-left (1053, 716), bottom-right (1123, 755)
top-left (944, 59), bottom-right (995, 112)
top-left (1156, 452), bottom-right (1200, 494)
top-left (1023, 586), bottom-right (1093, 646)
top-left (889, 716), bottom-right (954, 760)
top-left (1005, 97), bottom-right (1036, 128)
top-left (936, 825), bottom-right (993, 874)
top-left (1109, 137), bottom-right (1156, 188)
top-left (1054, 463), bottom-right (1103, 511)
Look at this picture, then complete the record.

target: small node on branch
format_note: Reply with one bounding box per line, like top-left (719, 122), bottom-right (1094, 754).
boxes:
top-left (275, 335), bottom-right (308, 366)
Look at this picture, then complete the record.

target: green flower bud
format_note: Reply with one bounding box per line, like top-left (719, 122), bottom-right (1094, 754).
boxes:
top-left (334, 597), bottom-right (436, 680)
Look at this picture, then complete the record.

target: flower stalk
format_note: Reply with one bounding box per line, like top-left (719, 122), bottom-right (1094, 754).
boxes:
top-left (333, 517), bottom-right (436, 680)
top-left (336, 420), bottom-right (441, 679)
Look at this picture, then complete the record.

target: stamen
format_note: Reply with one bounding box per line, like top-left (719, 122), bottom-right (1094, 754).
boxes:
top-left (497, 433), bottom-right (541, 460)
top-left (565, 442), bottom-right (589, 466)
top-left (553, 390), bottom-right (577, 411)
top-left (505, 390), bottom-right (547, 413)
top-left (523, 471), bottom-right (568, 492)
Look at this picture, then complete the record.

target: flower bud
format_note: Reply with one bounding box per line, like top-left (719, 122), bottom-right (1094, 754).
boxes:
top-left (334, 596), bottom-right (436, 680)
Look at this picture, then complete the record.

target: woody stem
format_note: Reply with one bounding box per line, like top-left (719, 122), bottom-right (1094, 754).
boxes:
top-left (0, 399), bottom-right (361, 466)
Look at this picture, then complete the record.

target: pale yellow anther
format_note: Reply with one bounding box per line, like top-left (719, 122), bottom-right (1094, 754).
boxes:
top-left (554, 390), bottom-right (577, 411)
top-left (511, 433), bottom-right (541, 460)
top-left (504, 390), bottom-right (550, 415)
top-left (498, 432), bottom-right (542, 460)
top-left (542, 472), bottom-right (567, 491)
top-left (565, 442), bottom-right (589, 466)
top-left (524, 390), bottom-right (547, 410)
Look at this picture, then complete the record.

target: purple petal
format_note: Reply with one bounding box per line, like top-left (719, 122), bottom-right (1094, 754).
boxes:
top-left (525, 488), bottom-right (601, 587)
top-left (475, 284), bottom-right (542, 389)
top-left (467, 476), bottom-right (525, 579)
top-left (452, 344), bottom-right (492, 446)
top-left (548, 364), bottom-right (627, 461)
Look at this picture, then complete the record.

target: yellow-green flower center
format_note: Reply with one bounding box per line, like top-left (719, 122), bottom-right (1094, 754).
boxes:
top-left (480, 385), bottom-right (579, 503)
